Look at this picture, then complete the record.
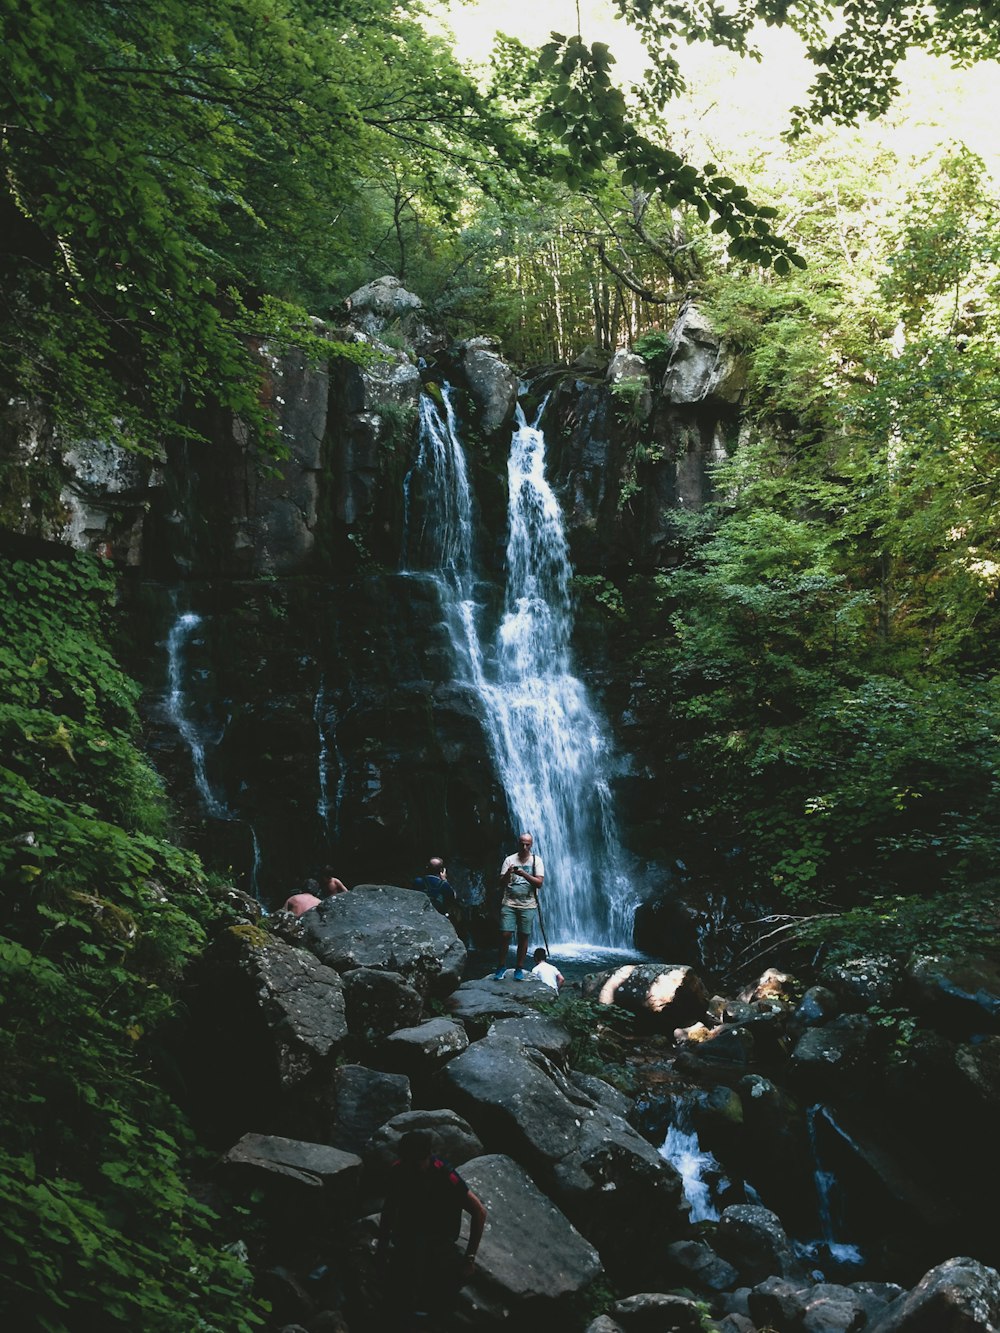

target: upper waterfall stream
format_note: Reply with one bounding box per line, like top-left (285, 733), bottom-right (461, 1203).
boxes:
top-left (405, 387), bottom-right (636, 951)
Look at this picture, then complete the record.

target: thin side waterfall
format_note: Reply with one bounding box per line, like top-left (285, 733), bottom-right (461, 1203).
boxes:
top-left (404, 388), bottom-right (636, 950)
top-left (163, 601), bottom-right (263, 903)
top-left (802, 1104), bottom-right (864, 1269)
top-left (314, 677), bottom-right (346, 840)
top-left (164, 610), bottom-right (229, 819)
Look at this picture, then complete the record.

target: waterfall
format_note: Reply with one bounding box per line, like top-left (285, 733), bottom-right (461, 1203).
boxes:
top-left (404, 388), bottom-right (636, 950)
top-left (314, 677), bottom-right (346, 840)
top-left (163, 601), bottom-right (264, 904)
top-left (659, 1113), bottom-right (729, 1223)
top-left (802, 1104), bottom-right (864, 1269)
top-left (164, 610), bottom-right (229, 819)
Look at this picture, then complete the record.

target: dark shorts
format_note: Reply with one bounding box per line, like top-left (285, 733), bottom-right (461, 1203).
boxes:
top-left (385, 1241), bottom-right (462, 1324)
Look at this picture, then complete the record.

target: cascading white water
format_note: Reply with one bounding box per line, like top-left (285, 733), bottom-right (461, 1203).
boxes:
top-left (165, 610), bottom-right (229, 819)
top-left (404, 388), bottom-right (636, 950)
top-left (163, 602), bottom-right (263, 903)
top-left (659, 1120), bottom-right (726, 1223)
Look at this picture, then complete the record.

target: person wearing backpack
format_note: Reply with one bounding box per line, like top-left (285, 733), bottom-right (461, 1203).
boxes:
top-left (411, 857), bottom-right (460, 928)
top-left (493, 832), bottom-right (544, 981)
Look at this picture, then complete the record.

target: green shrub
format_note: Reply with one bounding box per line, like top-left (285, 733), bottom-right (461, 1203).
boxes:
top-left (0, 553), bottom-right (262, 1330)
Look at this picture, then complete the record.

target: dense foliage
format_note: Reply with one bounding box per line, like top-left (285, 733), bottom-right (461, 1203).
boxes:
top-left (622, 136), bottom-right (1000, 959)
top-left (0, 554), bottom-right (260, 1330)
top-left (3, 1), bottom-right (1000, 1323)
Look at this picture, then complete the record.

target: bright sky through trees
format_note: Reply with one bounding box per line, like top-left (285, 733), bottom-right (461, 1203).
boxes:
top-left (431, 0), bottom-right (1000, 182)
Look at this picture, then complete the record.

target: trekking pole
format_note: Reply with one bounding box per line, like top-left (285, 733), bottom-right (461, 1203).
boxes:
top-left (536, 892), bottom-right (551, 956)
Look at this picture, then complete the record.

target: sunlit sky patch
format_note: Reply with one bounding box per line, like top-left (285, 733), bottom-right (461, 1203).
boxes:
top-left (427, 0), bottom-right (1000, 182)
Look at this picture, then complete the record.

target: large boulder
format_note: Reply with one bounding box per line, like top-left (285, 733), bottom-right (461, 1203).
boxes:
top-left (582, 963), bottom-right (712, 1032)
top-left (867, 1256), bottom-right (1000, 1331)
top-left (789, 1014), bottom-right (877, 1093)
top-left (906, 954), bottom-right (1000, 1034)
top-left (749, 1278), bottom-right (868, 1333)
top-left (713, 1204), bottom-right (805, 1287)
top-left (184, 926), bottom-right (348, 1134)
top-left (320, 1064), bottom-right (411, 1156)
top-left (457, 1154), bottom-right (603, 1324)
top-left (344, 276), bottom-right (445, 357)
top-left (379, 1017), bottom-right (470, 1078)
top-left (660, 304), bottom-right (747, 407)
top-left (341, 966), bottom-right (423, 1044)
top-left (444, 973), bottom-right (558, 1038)
top-left (439, 1030), bottom-right (687, 1287)
top-left (456, 337), bottom-right (519, 436)
top-left (221, 1133), bottom-right (363, 1227)
top-left (300, 885), bottom-right (466, 998)
top-left (821, 956), bottom-right (903, 1012)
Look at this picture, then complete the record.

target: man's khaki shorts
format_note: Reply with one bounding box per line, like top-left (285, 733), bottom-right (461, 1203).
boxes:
top-left (500, 903), bottom-right (537, 934)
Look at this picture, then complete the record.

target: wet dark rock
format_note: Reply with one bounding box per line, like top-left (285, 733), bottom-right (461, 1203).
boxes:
top-left (905, 954), bottom-right (1000, 1035)
top-left (820, 956), bottom-right (902, 1011)
top-left (850, 1281), bottom-right (907, 1324)
top-left (714, 1204), bottom-right (806, 1287)
top-left (866, 1256), bottom-right (1000, 1331)
top-left (319, 1063), bottom-right (411, 1156)
top-left (457, 1154), bottom-right (603, 1323)
top-left (609, 1291), bottom-right (709, 1331)
top-left (300, 885), bottom-right (466, 999)
top-left (789, 1014), bottom-right (877, 1092)
top-left (341, 966), bottom-right (423, 1044)
top-left (752, 1279), bottom-right (867, 1333)
top-left (665, 1238), bottom-right (741, 1292)
top-left (715, 1316), bottom-right (756, 1333)
top-left (256, 1267), bottom-right (316, 1328)
top-left (378, 1016), bottom-right (469, 1077)
top-left (796, 986), bottom-right (841, 1026)
top-left (736, 1075), bottom-right (812, 1224)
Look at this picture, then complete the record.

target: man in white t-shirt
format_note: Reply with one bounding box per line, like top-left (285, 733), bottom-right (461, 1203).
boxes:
top-left (493, 832), bottom-right (544, 981)
top-left (530, 948), bottom-right (564, 991)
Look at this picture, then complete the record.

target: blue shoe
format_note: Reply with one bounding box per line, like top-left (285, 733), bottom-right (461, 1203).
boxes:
top-left (513, 969), bottom-right (525, 981)
top-left (493, 967), bottom-right (506, 981)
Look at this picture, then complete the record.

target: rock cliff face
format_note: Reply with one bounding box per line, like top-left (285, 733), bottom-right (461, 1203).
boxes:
top-left (0, 280), bottom-right (745, 912)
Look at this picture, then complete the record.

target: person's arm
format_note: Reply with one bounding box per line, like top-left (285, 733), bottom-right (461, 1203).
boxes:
top-left (512, 861), bottom-right (543, 890)
top-left (556, 969), bottom-right (565, 990)
top-left (461, 1190), bottom-right (487, 1276)
top-left (329, 877), bottom-right (348, 894)
top-left (376, 1183), bottom-right (399, 1264)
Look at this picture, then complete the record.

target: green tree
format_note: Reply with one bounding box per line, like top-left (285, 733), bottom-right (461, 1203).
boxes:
top-left (0, 0), bottom-right (528, 448)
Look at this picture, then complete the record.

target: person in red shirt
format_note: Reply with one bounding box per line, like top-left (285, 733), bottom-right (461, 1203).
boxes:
top-left (376, 1130), bottom-right (487, 1330)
